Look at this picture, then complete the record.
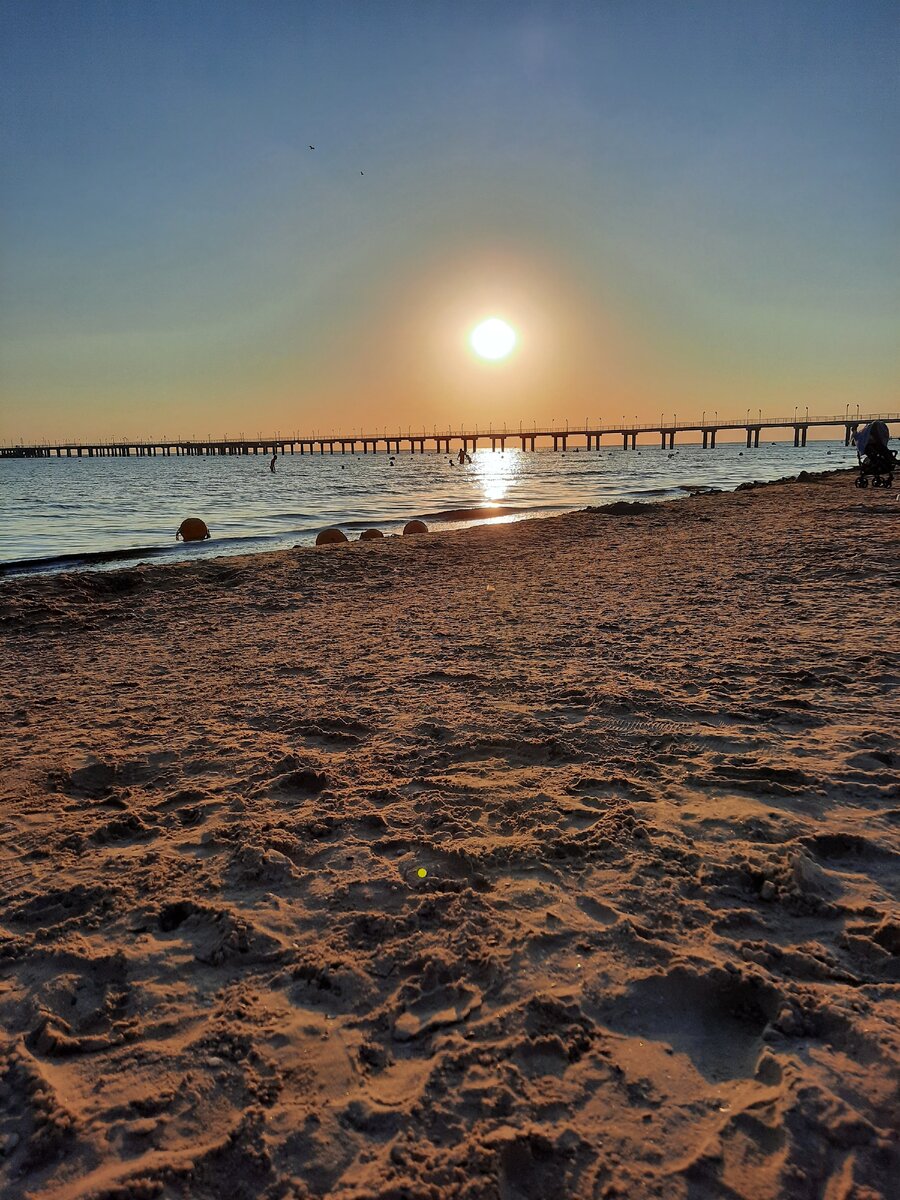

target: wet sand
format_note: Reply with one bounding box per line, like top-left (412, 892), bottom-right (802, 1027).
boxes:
top-left (0, 470), bottom-right (898, 1199)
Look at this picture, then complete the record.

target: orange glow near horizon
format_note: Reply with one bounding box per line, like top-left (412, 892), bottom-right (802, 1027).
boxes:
top-left (1, 237), bottom-right (895, 443)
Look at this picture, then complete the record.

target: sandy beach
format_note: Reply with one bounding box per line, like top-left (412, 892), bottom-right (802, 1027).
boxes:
top-left (0, 470), bottom-right (898, 1200)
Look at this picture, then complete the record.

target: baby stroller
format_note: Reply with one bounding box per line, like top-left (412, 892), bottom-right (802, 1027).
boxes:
top-left (854, 420), bottom-right (896, 489)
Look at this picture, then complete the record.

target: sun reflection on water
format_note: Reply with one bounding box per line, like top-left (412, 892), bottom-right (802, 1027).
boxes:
top-left (473, 447), bottom-right (522, 503)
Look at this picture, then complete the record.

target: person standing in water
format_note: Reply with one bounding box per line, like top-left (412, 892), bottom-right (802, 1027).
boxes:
top-left (270, 452), bottom-right (277, 473)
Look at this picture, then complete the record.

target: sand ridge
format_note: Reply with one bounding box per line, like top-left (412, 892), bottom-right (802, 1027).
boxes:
top-left (0, 471), bottom-right (898, 1199)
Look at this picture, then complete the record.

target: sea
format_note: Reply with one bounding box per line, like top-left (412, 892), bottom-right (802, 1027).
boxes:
top-left (0, 438), bottom-right (858, 577)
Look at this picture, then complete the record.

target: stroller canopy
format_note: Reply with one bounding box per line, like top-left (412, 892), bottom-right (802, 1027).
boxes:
top-left (856, 420), bottom-right (890, 456)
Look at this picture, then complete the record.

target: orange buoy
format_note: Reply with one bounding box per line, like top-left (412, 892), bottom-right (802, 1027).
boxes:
top-left (403, 520), bottom-right (428, 535)
top-left (177, 518), bottom-right (210, 542)
top-left (359, 529), bottom-right (384, 540)
top-left (316, 528), bottom-right (349, 546)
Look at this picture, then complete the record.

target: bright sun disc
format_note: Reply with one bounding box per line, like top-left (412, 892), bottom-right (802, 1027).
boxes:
top-left (470, 318), bottom-right (516, 360)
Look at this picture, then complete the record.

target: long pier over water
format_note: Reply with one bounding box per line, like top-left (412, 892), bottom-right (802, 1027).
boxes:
top-left (2, 413), bottom-right (896, 459)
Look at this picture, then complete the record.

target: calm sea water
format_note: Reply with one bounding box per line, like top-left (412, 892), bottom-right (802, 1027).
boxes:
top-left (0, 439), bottom-right (857, 576)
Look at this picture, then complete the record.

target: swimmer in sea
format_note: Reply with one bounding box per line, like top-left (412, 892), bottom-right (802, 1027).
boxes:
top-left (270, 453), bottom-right (277, 473)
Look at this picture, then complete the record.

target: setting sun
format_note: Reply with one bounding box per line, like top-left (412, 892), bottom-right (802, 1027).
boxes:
top-left (470, 317), bottom-right (517, 361)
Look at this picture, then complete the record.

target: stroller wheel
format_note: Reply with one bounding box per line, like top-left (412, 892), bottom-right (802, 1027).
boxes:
top-left (855, 476), bottom-right (868, 489)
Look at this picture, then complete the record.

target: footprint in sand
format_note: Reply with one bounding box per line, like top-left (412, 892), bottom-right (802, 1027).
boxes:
top-left (392, 983), bottom-right (482, 1041)
top-left (265, 765), bottom-right (329, 799)
top-left (576, 895), bottom-right (619, 926)
top-left (598, 966), bottom-right (779, 1083)
top-left (156, 901), bottom-right (283, 966)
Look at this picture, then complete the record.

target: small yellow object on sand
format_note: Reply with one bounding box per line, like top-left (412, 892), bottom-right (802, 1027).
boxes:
top-left (417, 868), bottom-right (428, 878)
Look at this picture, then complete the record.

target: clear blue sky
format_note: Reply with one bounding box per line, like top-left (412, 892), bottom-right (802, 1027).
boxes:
top-left (1, 0), bottom-right (896, 438)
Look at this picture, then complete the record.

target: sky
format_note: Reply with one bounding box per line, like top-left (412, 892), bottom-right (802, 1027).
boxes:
top-left (0, 0), bottom-right (897, 442)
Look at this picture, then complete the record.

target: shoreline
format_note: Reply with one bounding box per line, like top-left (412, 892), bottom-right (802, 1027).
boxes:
top-left (1, 469), bottom-right (898, 1200)
top-left (0, 465), bottom-right (855, 583)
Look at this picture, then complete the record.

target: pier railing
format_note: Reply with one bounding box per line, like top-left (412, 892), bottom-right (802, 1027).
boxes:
top-left (1, 413), bottom-right (896, 459)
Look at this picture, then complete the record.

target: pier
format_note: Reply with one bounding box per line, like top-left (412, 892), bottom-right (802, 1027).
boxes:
top-left (1, 413), bottom-right (895, 459)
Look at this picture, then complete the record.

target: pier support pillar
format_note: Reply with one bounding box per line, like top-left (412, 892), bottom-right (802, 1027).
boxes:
top-left (801, 426), bottom-right (808, 447)
top-left (552, 436), bottom-right (558, 452)
top-left (754, 428), bottom-right (760, 448)
top-left (793, 426), bottom-right (800, 447)
top-left (669, 431), bottom-right (675, 449)
top-left (623, 432), bottom-right (629, 450)
top-left (746, 428), bottom-right (752, 449)
top-left (660, 430), bottom-right (666, 448)
top-left (710, 429), bottom-right (717, 449)
top-left (702, 430), bottom-right (709, 449)
top-left (562, 435), bottom-right (568, 452)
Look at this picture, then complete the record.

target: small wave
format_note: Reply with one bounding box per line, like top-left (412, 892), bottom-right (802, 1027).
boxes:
top-left (418, 504), bottom-right (537, 522)
top-left (0, 530), bottom-right (292, 577)
top-left (0, 544), bottom-right (172, 577)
